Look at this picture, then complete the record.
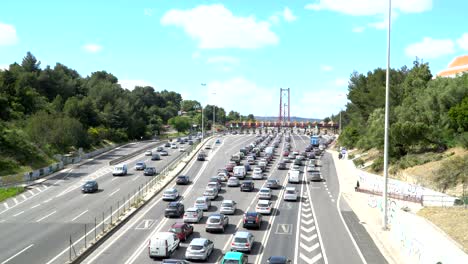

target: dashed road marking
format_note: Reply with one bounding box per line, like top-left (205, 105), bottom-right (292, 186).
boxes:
top-left (31, 204), bottom-right (40, 209)
top-left (3, 203), bottom-right (9, 209)
top-left (13, 198), bottom-right (18, 205)
top-left (108, 188), bottom-right (120, 197)
top-left (28, 190), bottom-right (35, 196)
top-left (44, 198), bottom-right (52, 203)
top-left (13, 211), bottom-right (24, 217)
top-left (135, 219), bottom-right (155, 230)
top-left (36, 210), bottom-right (56, 222)
top-left (21, 194), bottom-right (27, 200)
top-left (71, 210), bottom-right (88, 222)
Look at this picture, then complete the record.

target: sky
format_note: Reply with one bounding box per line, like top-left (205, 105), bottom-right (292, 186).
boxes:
top-left (1, 0), bottom-right (468, 119)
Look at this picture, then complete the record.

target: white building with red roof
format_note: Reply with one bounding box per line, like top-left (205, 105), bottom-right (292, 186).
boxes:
top-left (437, 55), bottom-right (468, 77)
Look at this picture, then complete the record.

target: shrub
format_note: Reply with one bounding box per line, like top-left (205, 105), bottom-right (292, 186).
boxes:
top-left (371, 156), bottom-right (384, 172)
top-left (353, 158), bottom-right (365, 167)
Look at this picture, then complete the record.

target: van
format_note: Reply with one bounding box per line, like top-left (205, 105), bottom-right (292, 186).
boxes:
top-left (233, 166), bottom-right (246, 179)
top-left (112, 164), bottom-right (127, 176)
top-left (288, 170), bottom-right (300, 183)
top-left (148, 232), bottom-right (180, 258)
top-left (231, 153), bottom-right (241, 164)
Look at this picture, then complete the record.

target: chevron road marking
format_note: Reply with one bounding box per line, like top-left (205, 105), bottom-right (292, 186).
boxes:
top-left (302, 212), bottom-right (312, 218)
top-left (3, 203), bottom-right (9, 209)
top-left (301, 225), bottom-right (316, 233)
top-left (302, 218), bottom-right (314, 225)
top-left (301, 233), bottom-right (318, 242)
top-left (310, 253), bottom-right (323, 263)
top-left (300, 241), bottom-right (320, 252)
top-left (302, 207), bottom-right (311, 212)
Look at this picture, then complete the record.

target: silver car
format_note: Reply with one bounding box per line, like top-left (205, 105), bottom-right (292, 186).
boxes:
top-left (231, 231), bottom-right (255, 252)
top-left (220, 200), bottom-right (237, 215)
top-left (183, 207), bottom-right (203, 223)
top-left (194, 196), bottom-right (211, 211)
top-left (162, 188), bottom-right (179, 201)
top-left (258, 187), bottom-right (272, 199)
top-left (203, 187), bottom-right (218, 200)
top-left (205, 214), bottom-right (229, 233)
top-left (227, 177), bottom-right (240, 187)
top-left (185, 238), bottom-right (214, 261)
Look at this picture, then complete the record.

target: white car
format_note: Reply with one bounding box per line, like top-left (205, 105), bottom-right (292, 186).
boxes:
top-left (258, 187), bottom-right (272, 199)
top-left (194, 197), bottom-right (211, 211)
top-left (183, 207), bottom-right (203, 223)
top-left (288, 170), bottom-right (300, 183)
top-left (284, 187), bottom-right (298, 201)
top-left (179, 147), bottom-right (185, 152)
top-left (252, 168), bottom-right (263, 180)
top-left (170, 143), bottom-right (177, 149)
top-left (256, 200), bottom-right (273, 215)
top-left (220, 200), bottom-right (237, 215)
top-left (227, 177), bottom-right (240, 187)
top-left (217, 172), bottom-right (228, 182)
top-left (291, 164), bottom-right (301, 171)
top-left (203, 187), bottom-right (218, 200)
top-left (144, 150), bottom-right (152, 156)
top-left (162, 188), bottom-right (179, 201)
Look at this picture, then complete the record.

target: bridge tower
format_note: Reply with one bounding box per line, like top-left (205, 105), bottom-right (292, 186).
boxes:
top-left (278, 88), bottom-right (290, 126)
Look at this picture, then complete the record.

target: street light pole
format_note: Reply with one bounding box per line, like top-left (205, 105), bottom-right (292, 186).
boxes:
top-left (383, 0), bottom-right (392, 230)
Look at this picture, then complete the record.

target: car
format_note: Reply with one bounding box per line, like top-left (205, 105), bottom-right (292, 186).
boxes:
top-left (220, 200), bottom-right (237, 215)
top-left (144, 167), bottom-right (157, 176)
top-left (163, 188), bottom-right (179, 201)
top-left (188, 140), bottom-right (194, 145)
top-left (176, 175), bottom-right (190, 185)
top-left (156, 146), bottom-right (164, 152)
top-left (183, 207), bottom-right (203, 223)
top-left (231, 231), bottom-right (255, 252)
top-left (307, 152), bottom-right (316, 159)
top-left (266, 179), bottom-right (281, 189)
top-left (252, 168), bottom-right (263, 180)
top-left (258, 187), bottom-right (272, 199)
top-left (197, 153), bottom-right (206, 161)
top-left (291, 164), bottom-right (301, 171)
top-left (215, 138), bottom-right (221, 144)
top-left (243, 162), bottom-right (251, 172)
top-left (113, 164), bottom-right (128, 176)
top-left (288, 153), bottom-right (295, 160)
top-left (203, 187), bottom-right (219, 200)
top-left (284, 187), bottom-right (298, 201)
top-left (159, 150), bottom-right (169, 156)
top-left (162, 259), bottom-right (189, 264)
top-left (309, 172), bottom-right (322, 182)
top-left (217, 172), bottom-right (228, 182)
top-left (294, 158), bottom-right (302, 166)
top-left (242, 212), bottom-right (262, 229)
top-left (185, 238), bottom-right (214, 261)
top-left (256, 200), bottom-right (273, 215)
top-left (81, 180), bottom-right (98, 193)
top-left (227, 177), bottom-right (240, 187)
top-left (220, 252), bottom-right (248, 264)
top-left (194, 196), bottom-right (211, 211)
top-left (133, 160), bottom-right (148, 170)
top-left (267, 256), bottom-right (292, 264)
top-left (164, 142), bottom-right (171, 147)
top-left (288, 170), bottom-right (300, 183)
top-left (207, 181), bottom-right (222, 191)
top-left (246, 156), bottom-right (256, 165)
top-left (258, 161), bottom-right (267, 171)
top-left (240, 181), bottom-right (254, 192)
top-left (179, 147), bottom-right (185, 152)
top-left (145, 150), bottom-right (152, 156)
top-left (205, 144), bottom-right (211, 149)
top-left (277, 161), bottom-right (287, 170)
top-left (165, 202), bottom-right (184, 218)
top-left (225, 163), bottom-right (235, 172)
top-left (169, 222), bottom-right (193, 241)
top-left (205, 213), bottom-right (229, 232)
top-left (151, 153), bottom-right (161, 160)
top-left (209, 176), bottom-right (222, 184)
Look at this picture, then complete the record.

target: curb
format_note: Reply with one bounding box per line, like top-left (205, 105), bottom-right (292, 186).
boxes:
top-left (69, 137), bottom-right (212, 264)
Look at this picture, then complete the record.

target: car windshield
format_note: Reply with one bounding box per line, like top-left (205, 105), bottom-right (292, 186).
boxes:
top-left (260, 189), bottom-right (269, 193)
top-left (286, 190), bottom-right (296, 194)
top-left (196, 199), bottom-right (205, 204)
top-left (169, 228), bottom-right (181, 233)
top-left (234, 237), bottom-right (247, 243)
top-left (258, 203), bottom-right (269, 207)
top-left (190, 245), bottom-right (204, 250)
top-left (208, 217), bottom-right (220, 223)
top-left (222, 202), bottom-right (232, 207)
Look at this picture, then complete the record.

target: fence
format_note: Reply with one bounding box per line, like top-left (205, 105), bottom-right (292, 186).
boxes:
top-left (66, 140), bottom-right (200, 263)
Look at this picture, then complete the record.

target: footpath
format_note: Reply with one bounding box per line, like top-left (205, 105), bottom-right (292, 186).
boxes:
top-left (329, 149), bottom-right (468, 264)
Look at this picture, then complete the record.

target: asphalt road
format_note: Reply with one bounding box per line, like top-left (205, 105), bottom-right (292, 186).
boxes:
top-left (0, 140), bottom-right (191, 264)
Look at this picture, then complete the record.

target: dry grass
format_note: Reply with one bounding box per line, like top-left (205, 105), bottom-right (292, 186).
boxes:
top-left (418, 207), bottom-right (468, 253)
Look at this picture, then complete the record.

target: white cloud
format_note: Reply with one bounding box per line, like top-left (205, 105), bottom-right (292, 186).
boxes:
top-left (192, 51), bottom-right (201, 59)
top-left (300, 89), bottom-right (349, 118)
top-left (305, 0), bottom-right (432, 16)
top-left (0, 22), bottom-right (18, 46)
top-left (320, 65), bottom-right (333, 71)
top-left (144, 8), bottom-right (153, 16)
top-left (405, 37), bottom-right (455, 59)
top-left (161, 4), bottom-right (279, 49)
top-left (283, 7), bottom-right (297, 22)
top-left (119, 79), bottom-right (154, 90)
top-left (334, 78), bottom-right (348, 87)
top-left (206, 56), bottom-right (240, 64)
top-left (352, 26), bottom-right (365, 33)
top-left (457, 33), bottom-right (468, 50)
top-left (269, 15), bottom-right (280, 24)
top-left (83, 44), bottom-right (102, 53)
top-left (0, 64), bottom-right (8, 71)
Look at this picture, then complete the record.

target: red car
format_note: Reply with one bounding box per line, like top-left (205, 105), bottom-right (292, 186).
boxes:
top-left (225, 163), bottom-right (235, 172)
top-left (169, 222), bottom-right (193, 241)
top-left (283, 151), bottom-right (289, 157)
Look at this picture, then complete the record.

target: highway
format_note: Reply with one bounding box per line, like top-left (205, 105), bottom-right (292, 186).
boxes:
top-left (0, 140), bottom-right (192, 264)
top-left (80, 132), bottom-right (387, 264)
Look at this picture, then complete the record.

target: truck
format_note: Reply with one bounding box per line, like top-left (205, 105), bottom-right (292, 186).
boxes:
top-left (310, 135), bottom-right (320, 147)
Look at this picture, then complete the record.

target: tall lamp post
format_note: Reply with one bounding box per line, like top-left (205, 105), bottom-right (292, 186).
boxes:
top-left (383, 0), bottom-right (392, 230)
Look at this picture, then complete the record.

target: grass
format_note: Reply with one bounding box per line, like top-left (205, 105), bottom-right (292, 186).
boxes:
top-left (418, 207), bottom-right (468, 253)
top-left (0, 187), bottom-right (25, 202)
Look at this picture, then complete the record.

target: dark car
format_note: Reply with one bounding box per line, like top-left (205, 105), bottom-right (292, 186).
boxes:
top-left (240, 181), bottom-right (255, 192)
top-left (156, 146), bottom-right (164, 152)
top-left (144, 167), bottom-right (157, 176)
top-left (277, 161), bottom-right (286, 170)
top-left (176, 175), bottom-right (190, 185)
top-left (242, 212), bottom-right (262, 229)
top-left (267, 256), bottom-right (291, 264)
top-left (164, 142), bottom-right (171, 147)
top-left (307, 152), bottom-right (316, 159)
top-left (197, 153), bottom-right (206, 161)
top-left (243, 162), bottom-right (251, 171)
top-left (266, 179), bottom-right (281, 189)
top-left (162, 260), bottom-right (189, 264)
top-left (169, 222), bottom-right (193, 241)
top-left (81, 180), bottom-right (98, 193)
top-left (165, 202), bottom-right (185, 218)
top-left (294, 158), bottom-right (302, 166)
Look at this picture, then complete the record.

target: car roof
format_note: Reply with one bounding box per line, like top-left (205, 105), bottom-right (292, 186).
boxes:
top-left (166, 188), bottom-right (177, 192)
top-left (168, 202), bottom-right (181, 206)
top-left (223, 251), bottom-right (244, 259)
top-left (208, 213), bottom-right (223, 218)
top-left (285, 187), bottom-right (296, 191)
top-left (190, 238), bottom-right (208, 246)
top-left (196, 196), bottom-right (208, 201)
top-left (186, 207), bottom-right (199, 211)
top-left (136, 161), bottom-right (145, 163)
top-left (245, 212), bottom-right (259, 216)
top-left (222, 200), bottom-right (234, 203)
top-left (234, 231), bottom-right (252, 237)
top-left (257, 200), bottom-right (270, 205)
top-left (171, 222), bottom-right (186, 228)
top-left (268, 256), bottom-right (288, 262)
top-left (260, 187), bottom-right (271, 191)
top-left (85, 180), bottom-right (96, 184)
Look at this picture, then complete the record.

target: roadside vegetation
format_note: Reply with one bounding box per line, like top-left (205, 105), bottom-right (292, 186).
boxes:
top-left (0, 187), bottom-right (25, 202)
top-left (0, 52), bottom-right (256, 176)
top-left (333, 60), bottom-right (468, 194)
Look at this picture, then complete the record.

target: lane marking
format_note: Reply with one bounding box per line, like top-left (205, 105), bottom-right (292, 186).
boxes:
top-left (44, 198), bottom-right (52, 203)
top-left (131, 176), bottom-right (140, 182)
top-left (111, 178), bottom-right (118, 182)
top-left (21, 194), bottom-right (26, 200)
top-left (31, 204), bottom-right (40, 209)
top-left (13, 211), bottom-right (24, 217)
top-left (3, 203), bottom-right (8, 209)
top-left (71, 210), bottom-right (89, 222)
top-left (1, 244), bottom-right (34, 264)
top-left (36, 210), bottom-right (56, 222)
top-left (28, 190), bottom-right (35, 196)
top-left (13, 198), bottom-right (18, 205)
top-left (108, 188), bottom-right (120, 197)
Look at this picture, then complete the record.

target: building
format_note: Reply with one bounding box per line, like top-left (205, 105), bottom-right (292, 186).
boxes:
top-left (437, 55), bottom-right (468, 78)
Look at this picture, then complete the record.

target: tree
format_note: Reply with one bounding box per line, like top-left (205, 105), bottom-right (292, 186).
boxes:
top-left (181, 100), bottom-right (201, 113)
top-left (21, 52), bottom-right (41, 72)
top-left (247, 114), bottom-right (255, 121)
top-left (434, 155), bottom-right (468, 193)
top-left (168, 116), bottom-right (191, 133)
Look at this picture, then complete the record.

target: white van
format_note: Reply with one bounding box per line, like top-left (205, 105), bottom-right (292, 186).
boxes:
top-left (148, 232), bottom-right (180, 258)
top-left (265, 146), bottom-right (274, 155)
top-left (233, 166), bottom-right (246, 179)
top-left (288, 170), bottom-right (300, 183)
top-left (170, 143), bottom-right (177, 149)
top-left (112, 164), bottom-right (127, 176)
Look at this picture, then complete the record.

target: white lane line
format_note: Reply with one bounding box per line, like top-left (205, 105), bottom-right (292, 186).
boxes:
top-left (108, 188), bottom-right (120, 197)
top-left (71, 210), bottom-right (89, 222)
top-left (13, 198), bottom-right (18, 205)
top-left (28, 190), bottom-right (35, 196)
top-left (43, 198), bottom-right (52, 203)
top-left (294, 163), bottom-right (307, 264)
top-left (21, 194), bottom-right (27, 200)
top-left (31, 204), bottom-right (40, 209)
top-left (3, 203), bottom-right (8, 209)
top-left (331, 199), bottom-right (335, 202)
top-left (36, 187), bottom-right (43, 192)
top-left (1, 244), bottom-right (34, 264)
top-left (132, 176), bottom-right (140, 182)
top-left (41, 184), bottom-right (48, 189)
top-left (13, 211), bottom-right (24, 217)
top-left (111, 177), bottom-right (118, 182)
top-left (36, 210), bottom-right (56, 222)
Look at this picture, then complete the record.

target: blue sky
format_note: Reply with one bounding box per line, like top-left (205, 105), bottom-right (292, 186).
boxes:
top-left (1, 0), bottom-right (467, 119)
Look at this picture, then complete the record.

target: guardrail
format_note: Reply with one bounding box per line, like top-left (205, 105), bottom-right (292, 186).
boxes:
top-left (108, 140), bottom-right (163, 166)
top-left (356, 187), bottom-right (423, 204)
